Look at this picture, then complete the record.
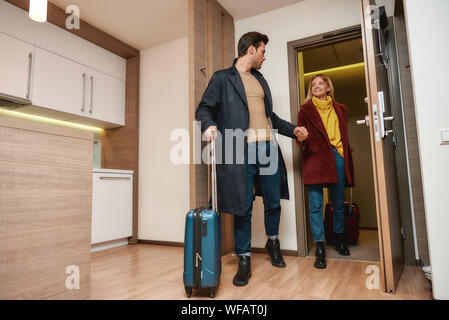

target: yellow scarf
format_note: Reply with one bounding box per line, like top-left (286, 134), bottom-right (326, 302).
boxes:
top-left (312, 96), bottom-right (344, 158)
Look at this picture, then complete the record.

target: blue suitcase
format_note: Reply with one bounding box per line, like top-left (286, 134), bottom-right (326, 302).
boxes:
top-left (183, 207), bottom-right (221, 298)
top-left (183, 138), bottom-right (221, 298)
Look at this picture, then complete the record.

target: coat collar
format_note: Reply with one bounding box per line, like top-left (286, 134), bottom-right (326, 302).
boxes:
top-left (301, 99), bottom-right (346, 138)
top-left (227, 65), bottom-right (248, 106)
top-left (228, 58), bottom-right (271, 111)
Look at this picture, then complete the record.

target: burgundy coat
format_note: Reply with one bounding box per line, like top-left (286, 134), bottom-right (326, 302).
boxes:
top-left (297, 99), bottom-right (355, 187)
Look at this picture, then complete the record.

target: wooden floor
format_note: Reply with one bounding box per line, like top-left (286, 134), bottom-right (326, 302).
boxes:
top-left (89, 244), bottom-right (432, 300)
top-left (308, 229), bottom-right (380, 262)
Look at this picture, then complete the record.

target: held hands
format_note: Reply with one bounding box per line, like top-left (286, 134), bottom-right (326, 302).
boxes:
top-left (294, 126), bottom-right (309, 142)
top-left (206, 125), bottom-right (309, 142)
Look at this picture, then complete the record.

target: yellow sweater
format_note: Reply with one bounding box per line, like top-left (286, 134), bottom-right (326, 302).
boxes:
top-left (312, 96), bottom-right (344, 158)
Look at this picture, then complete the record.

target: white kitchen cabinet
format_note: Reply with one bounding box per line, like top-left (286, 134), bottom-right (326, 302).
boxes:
top-left (35, 21), bottom-right (126, 81)
top-left (32, 47), bottom-right (88, 117)
top-left (31, 48), bottom-right (125, 126)
top-left (86, 68), bottom-right (125, 126)
top-left (0, 1), bottom-right (127, 128)
top-left (91, 169), bottom-right (133, 244)
top-left (0, 32), bottom-right (34, 102)
top-left (0, 0), bottom-right (38, 45)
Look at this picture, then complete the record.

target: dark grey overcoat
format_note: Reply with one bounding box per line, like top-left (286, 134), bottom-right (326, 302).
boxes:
top-left (195, 63), bottom-right (297, 216)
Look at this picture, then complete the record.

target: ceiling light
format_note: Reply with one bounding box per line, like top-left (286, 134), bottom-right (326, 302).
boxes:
top-left (29, 0), bottom-right (48, 23)
top-left (303, 62), bottom-right (365, 77)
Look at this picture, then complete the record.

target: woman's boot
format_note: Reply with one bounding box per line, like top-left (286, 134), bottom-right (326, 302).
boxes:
top-left (334, 232), bottom-right (350, 256)
top-left (314, 241), bottom-right (326, 269)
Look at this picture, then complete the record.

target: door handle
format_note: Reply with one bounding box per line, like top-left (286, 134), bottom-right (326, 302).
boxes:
top-left (81, 73), bottom-right (86, 112)
top-left (372, 104), bottom-right (380, 142)
top-left (89, 76), bottom-right (94, 114)
top-left (26, 53), bottom-right (33, 100)
top-left (99, 176), bottom-right (130, 180)
top-left (356, 115), bottom-right (370, 127)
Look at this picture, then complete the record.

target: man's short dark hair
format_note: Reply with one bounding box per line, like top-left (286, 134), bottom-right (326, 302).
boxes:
top-left (237, 32), bottom-right (269, 57)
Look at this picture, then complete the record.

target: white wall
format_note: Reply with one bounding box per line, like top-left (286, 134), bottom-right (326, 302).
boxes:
top-left (404, 0), bottom-right (449, 300)
top-left (235, 0), bottom-right (362, 251)
top-left (138, 37), bottom-right (189, 242)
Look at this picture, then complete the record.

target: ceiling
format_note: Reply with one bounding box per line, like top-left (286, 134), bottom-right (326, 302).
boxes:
top-left (48, 0), bottom-right (305, 51)
top-left (303, 38), bottom-right (364, 73)
top-left (49, 0), bottom-right (188, 50)
top-left (47, 0), bottom-right (392, 51)
top-left (217, 0), bottom-right (304, 21)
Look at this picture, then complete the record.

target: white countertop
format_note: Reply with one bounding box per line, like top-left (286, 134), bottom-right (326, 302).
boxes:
top-left (93, 168), bottom-right (134, 175)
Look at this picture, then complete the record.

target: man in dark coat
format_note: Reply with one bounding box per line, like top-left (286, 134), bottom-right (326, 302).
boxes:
top-left (195, 32), bottom-right (308, 287)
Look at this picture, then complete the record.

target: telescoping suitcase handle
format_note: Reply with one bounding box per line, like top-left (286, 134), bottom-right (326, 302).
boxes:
top-left (210, 133), bottom-right (218, 213)
top-left (349, 187), bottom-right (353, 215)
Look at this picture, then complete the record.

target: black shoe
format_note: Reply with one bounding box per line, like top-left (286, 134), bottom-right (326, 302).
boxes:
top-left (265, 238), bottom-right (286, 268)
top-left (314, 241), bottom-right (326, 269)
top-left (233, 256), bottom-right (251, 287)
top-left (334, 233), bottom-right (350, 256)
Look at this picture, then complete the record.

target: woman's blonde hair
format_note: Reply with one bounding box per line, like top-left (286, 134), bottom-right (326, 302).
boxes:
top-left (304, 73), bottom-right (335, 102)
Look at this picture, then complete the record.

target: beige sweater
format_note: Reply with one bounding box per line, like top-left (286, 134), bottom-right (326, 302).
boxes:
top-left (239, 71), bottom-right (271, 143)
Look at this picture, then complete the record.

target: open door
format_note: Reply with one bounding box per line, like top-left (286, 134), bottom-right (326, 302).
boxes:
top-left (360, 0), bottom-right (405, 292)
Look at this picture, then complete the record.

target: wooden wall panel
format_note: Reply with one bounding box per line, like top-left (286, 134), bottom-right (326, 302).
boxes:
top-left (0, 116), bottom-right (93, 299)
top-left (207, 0), bottom-right (224, 79)
top-left (189, 0), bottom-right (235, 254)
top-left (222, 11), bottom-right (236, 69)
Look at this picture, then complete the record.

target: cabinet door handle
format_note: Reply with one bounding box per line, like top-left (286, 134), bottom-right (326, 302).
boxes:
top-left (26, 53), bottom-right (33, 100)
top-left (89, 76), bottom-right (94, 114)
top-left (81, 73), bottom-right (86, 112)
top-left (99, 177), bottom-right (131, 180)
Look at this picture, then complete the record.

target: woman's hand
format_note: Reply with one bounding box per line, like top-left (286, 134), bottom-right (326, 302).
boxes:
top-left (294, 126), bottom-right (309, 142)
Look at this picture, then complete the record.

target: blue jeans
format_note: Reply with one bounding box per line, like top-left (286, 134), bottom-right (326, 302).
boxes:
top-left (234, 141), bottom-right (281, 256)
top-left (307, 147), bottom-right (346, 243)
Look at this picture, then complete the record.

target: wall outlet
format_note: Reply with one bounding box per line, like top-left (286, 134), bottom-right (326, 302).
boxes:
top-left (440, 129), bottom-right (449, 145)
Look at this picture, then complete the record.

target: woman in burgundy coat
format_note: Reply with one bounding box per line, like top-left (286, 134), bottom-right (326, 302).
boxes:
top-left (297, 74), bottom-right (355, 269)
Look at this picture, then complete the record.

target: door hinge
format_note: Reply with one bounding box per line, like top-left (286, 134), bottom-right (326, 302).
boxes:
top-left (400, 224), bottom-right (405, 239)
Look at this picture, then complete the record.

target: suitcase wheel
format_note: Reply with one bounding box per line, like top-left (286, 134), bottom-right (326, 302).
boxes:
top-left (209, 287), bottom-right (216, 298)
top-left (185, 286), bottom-right (192, 298)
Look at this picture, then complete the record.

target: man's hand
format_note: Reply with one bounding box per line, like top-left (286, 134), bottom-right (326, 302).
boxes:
top-left (205, 126), bottom-right (218, 141)
top-left (293, 126), bottom-right (309, 142)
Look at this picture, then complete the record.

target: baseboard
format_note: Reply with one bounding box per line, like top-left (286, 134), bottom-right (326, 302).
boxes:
top-left (138, 239), bottom-right (184, 247)
top-left (251, 247), bottom-right (298, 257)
top-left (91, 238), bottom-right (129, 252)
top-left (137, 240), bottom-right (298, 256)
